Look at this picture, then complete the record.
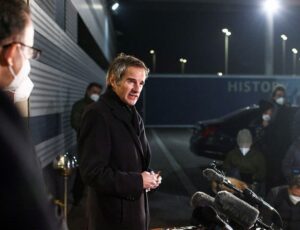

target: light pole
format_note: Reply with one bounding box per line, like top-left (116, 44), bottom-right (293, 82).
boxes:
top-left (222, 28), bottom-right (231, 75)
top-left (149, 49), bottom-right (156, 73)
top-left (292, 48), bottom-right (298, 76)
top-left (281, 34), bottom-right (288, 75)
top-left (179, 58), bottom-right (187, 74)
top-left (263, 0), bottom-right (280, 76)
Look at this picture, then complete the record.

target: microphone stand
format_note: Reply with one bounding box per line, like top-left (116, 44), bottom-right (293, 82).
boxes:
top-left (207, 163), bottom-right (282, 230)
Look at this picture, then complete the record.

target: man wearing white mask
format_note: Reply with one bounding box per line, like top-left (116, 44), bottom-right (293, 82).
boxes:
top-left (0, 0), bottom-right (66, 229)
top-left (70, 82), bottom-right (102, 206)
top-left (272, 85), bottom-right (288, 107)
top-left (71, 82), bottom-right (103, 133)
top-left (263, 175), bottom-right (300, 229)
top-left (223, 129), bottom-right (266, 194)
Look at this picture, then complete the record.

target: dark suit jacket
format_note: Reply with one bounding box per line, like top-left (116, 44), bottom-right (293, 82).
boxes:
top-left (0, 90), bottom-right (66, 229)
top-left (78, 88), bottom-right (151, 230)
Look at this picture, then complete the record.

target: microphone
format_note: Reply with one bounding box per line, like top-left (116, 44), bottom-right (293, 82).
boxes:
top-left (190, 191), bottom-right (215, 209)
top-left (190, 192), bottom-right (233, 230)
top-left (192, 206), bottom-right (233, 230)
top-left (215, 190), bottom-right (259, 229)
top-left (243, 188), bottom-right (274, 211)
top-left (202, 168), bottom-right (242, 194)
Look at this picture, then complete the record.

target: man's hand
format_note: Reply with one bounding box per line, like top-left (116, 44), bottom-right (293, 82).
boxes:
top-left (141, 171), bottom-right (162, 192)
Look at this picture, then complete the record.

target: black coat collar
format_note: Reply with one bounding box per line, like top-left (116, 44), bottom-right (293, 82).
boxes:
top-left (100, 87), bottom-right (145, 158)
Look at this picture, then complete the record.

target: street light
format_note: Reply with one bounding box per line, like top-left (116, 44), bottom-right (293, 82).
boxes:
top-left (292, 48), bottom-right (298, 76)
top-left (281, 34), bottom-right (288, 75)
top-left (217, 72), bottom-right (223, 77)
top-left (222, 28), bottom-right (231, 75)
top-left (262, 0), bottom-right (280, 76)
top-left (111, 1), bottom-right (119, 11)
top-left (179, 58), bottom-right (187, 74)
top-left (149, 49), bottom-right (156, 73)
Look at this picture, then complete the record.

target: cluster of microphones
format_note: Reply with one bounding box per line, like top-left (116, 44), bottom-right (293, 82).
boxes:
top-left (189, 167), bottom-right (283, 230)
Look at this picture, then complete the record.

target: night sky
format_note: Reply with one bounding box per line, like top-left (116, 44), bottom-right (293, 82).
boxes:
top-left (111, 1), bottom-right (300, 75)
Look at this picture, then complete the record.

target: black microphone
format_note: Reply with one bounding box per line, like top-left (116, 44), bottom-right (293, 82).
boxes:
top-left (190, 192), bottom-right (233, 230)
top-left (190, 191), bottom-right (215, 209)
top-left (215, 190), bottom-right (259, 229)
top-left (243, 188), bottom-right (274, 211)
top-left (192, 206), bottom-right (233, 230)
top-left (202, 168), bottom-right (242, 194)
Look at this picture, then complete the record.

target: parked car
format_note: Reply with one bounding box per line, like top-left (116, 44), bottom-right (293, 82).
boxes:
top-left (189, 105), bottom-right (298, 160)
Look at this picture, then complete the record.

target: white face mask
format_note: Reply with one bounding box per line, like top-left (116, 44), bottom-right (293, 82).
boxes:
top-left (289, 194), bottom-right (300, 205)
top-left (276, 97), bottom-right (285, 105)
top-left (240, 147), bottom-right (250, 156)
top-left (5, 59), bottom-right (34, 103)
top-left (262, 114), bottom-right (271, 121)
top-left (90, 94), bottom-right (100, 102)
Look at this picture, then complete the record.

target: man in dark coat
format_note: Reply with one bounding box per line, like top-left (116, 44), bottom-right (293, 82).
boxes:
top-left (0, 0), bottom-right (66, 229)
top-left (78, 53), bottom-right (161, 230)
top-left (262, 175), bottom-right (300, 230)
top-left (70, 82), bottom-right (102, 205)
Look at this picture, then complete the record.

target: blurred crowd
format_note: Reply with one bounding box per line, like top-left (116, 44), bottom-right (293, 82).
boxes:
top-left (219, 85), bottom-right (300, 229)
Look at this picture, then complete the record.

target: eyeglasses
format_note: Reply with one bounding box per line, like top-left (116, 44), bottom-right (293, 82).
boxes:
top-left (2, 42), bottom-right (42, 60)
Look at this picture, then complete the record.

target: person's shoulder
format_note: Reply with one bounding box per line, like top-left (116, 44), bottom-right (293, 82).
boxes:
top-left (72, 98), bottom-right (85, 107)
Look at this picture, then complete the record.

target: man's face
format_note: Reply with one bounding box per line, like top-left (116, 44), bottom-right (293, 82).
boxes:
top-left (0, 16), bottom-right (34, 89)
top-left (87, 86), bottom-right (101, 97)
top-left (111, 66), bottom-right (146, 106)
top-left (290, 186), bottom-right (300, 197)
top-left (273, 90), bottom-right (285, 100)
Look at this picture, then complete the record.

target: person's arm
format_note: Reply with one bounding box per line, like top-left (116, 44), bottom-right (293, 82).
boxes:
top-left (70, 101), bottom-right (82, 132)
top-left (78, 109), bottom-right (144, 199)
top-left (253, 151), bottom-right (266, 182)
top-left (282, 143), bottom-right (296, 179)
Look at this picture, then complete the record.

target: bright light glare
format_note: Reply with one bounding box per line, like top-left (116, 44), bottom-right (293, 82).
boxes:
top-left (292, 48), bottom-right (298, 54)
top-left (150, 50), bottom-right (155, 54)
top-left (111, 2), bottom-right (119, 11)
top-left (217, 72), bottom-right (223, 76)
top-left (281, 34), bottom-right (288, 41)
top-left (263, 0), bottom-right (280, 14)
top-left (222, 28), bottom-right (231, 36)
top-left (179, 58), bottom-right (187, 63)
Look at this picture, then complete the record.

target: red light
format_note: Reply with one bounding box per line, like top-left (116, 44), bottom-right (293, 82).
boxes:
top-left (202, 126), bottom-right (217, 137)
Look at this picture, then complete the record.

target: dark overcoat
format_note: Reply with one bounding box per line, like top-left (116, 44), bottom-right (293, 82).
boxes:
top-left (0, 90), bottom-right (66, 229)
top-left (78, 88), bottom-right (151, 230)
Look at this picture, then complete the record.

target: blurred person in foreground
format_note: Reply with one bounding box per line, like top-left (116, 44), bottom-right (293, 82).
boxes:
top-left (262, 174), bottom-right (300, 230)
top-left (78, 53), bottom-right (162, 230)
top-left (0, 0), bottom-right (66, 229)
top-left (70, 82), bottom-right (102, 206)
top-left (223, 129), bottom-right (266, 195)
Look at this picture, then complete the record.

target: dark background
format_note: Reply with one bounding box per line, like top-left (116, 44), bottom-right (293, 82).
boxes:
top-left (111, 0), bottom-right (300, 75)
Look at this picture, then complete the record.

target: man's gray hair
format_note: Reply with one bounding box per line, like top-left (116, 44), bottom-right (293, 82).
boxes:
top-left (106, 53), bottom-right (149, 86)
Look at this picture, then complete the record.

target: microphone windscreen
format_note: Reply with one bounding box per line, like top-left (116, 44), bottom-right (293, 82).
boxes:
top-left (215, 191), bottom-right (259, 229)
top-left (203, 168), bottom-right (224, 183)
top-left (190, 191), bottom-right (215, 208)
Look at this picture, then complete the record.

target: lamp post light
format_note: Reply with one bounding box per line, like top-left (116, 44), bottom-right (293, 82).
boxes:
top-left (292, 48), bottom-right (298, 76)
top-left (281, 34), bottom-right (288, 75)
top-left (222, 28), bottom-right (231, 75)
top-left (179, 58), bottom-right (187, 74)
top-left (263, 0), bottom-right (280, 76)
top-left (149, 49), bottom-right (156, 73)
top-left (111, 1), bottom-right (119, 11)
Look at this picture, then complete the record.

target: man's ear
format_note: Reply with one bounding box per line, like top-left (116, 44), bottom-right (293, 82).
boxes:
top-left (3, 44), bottom-right (17, 66)
top-left (109, 76), bottom-right (116, 87)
